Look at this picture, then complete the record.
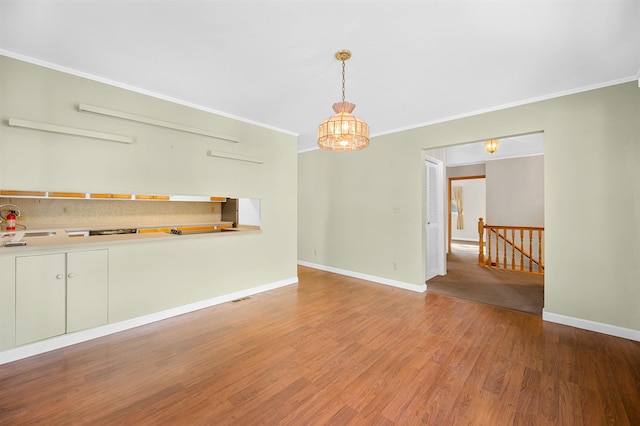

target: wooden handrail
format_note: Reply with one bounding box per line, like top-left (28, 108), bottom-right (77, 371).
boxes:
top-left (477, 218), bottom-right (544, 274)
top-left (482, 225), bottom-right (544, 231)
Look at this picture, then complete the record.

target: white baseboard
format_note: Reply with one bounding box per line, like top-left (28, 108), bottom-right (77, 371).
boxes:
top-left (298, 260), bottom-right (426, 293)
top-left (298, 263), bottom-right (639, 342)
top-left (543, 310), bottom-right (640, 342)
top-left (0, 276), bottom-right (298, 365)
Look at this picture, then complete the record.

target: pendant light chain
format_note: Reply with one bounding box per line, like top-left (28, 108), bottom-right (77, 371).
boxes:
top-left (341, 59), bottom-right (346, 103)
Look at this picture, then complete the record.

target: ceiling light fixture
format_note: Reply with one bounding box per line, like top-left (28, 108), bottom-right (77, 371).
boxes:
top-left (484, 139), bottom-right (499, 154)
top-left (317, 50), bottom-right (369, 151)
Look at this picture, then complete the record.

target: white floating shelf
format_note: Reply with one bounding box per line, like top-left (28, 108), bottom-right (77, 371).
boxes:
top-left (8, 118), bottom-right (134, 144)
top-left (78, 103), bottom-right (239, 143)
top-left (206, 150), bottom-right (263, 164)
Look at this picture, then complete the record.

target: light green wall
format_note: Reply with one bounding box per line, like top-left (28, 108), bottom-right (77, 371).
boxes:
top-left (107, 234), bottom-right (288, 322)
top-left (0, 55), bottom-right (298, 298)
top-left (0, 55), bottom-right (295, 200)
top-left (299, 82), bottom-right (640, 332)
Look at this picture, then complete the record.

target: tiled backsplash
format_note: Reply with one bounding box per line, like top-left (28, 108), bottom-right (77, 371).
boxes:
top-left (1, 197), bottom-right (222, 229)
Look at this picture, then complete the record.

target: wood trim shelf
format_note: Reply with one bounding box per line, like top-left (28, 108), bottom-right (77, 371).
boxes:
top-left (135, 195), bottom-right (171, 200)
top-left (0, 190), bottom-right (47, 197)
top-left (90, 193), bottom-right (132, 199)
top-left (137, 228), bottom-right (172, 234)
top-left (47, 192), bottom-right (87, 198)
top-left (2, 189), bottom-right (232, 203)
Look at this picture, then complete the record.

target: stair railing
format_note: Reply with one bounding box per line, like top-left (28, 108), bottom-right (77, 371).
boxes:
top-left (478, 218), bottom-right (544, 274)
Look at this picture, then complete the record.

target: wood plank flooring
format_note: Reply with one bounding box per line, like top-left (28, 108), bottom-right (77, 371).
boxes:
top-left (1, 265), bottom-right (639, 425)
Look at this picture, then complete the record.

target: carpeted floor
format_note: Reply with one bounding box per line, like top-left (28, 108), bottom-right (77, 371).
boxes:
top-left (427, 241), bottom-right (544, 315)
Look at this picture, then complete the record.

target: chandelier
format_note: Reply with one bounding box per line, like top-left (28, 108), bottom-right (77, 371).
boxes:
top-left (317, 50), bottom-right (370, 151)
top-left (484, 139), bottom-right (499, 154)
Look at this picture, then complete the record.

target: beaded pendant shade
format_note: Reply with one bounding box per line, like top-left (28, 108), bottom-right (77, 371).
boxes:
top-left (484, 139), bottom-right (499, 154)
top-left (317, 50), bottom-right (370, 151)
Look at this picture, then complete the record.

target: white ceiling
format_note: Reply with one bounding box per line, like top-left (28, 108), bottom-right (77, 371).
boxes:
top-left (1, 1), bottom-right (639, 152)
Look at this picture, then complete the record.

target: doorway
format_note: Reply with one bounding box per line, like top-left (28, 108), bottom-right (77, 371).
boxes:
top-left (426, 133), bottom-right (545, 315)
top-left (448, 175), bottom-right (486, 253)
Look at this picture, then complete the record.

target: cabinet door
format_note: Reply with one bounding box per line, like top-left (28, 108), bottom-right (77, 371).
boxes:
top-left (67, 250), bottom-right (108, 333)
top-left (15, 253), bottom-right (66, 346)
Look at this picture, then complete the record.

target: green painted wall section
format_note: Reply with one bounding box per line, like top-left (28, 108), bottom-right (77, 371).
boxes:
top-left (299, 82), bottom-right (640, 332)
top-left (0, 55), bottom-right (298, 351)
top-left (0, 55), bottom-right (296, 199)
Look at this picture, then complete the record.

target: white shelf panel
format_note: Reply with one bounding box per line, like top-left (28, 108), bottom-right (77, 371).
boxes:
top-left (78, 103), bottom-right (239, 143)
top-left (8, 118), bottom-right (134, 144)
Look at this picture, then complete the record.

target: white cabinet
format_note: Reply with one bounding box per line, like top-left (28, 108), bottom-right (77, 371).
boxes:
top-left (15, 250), bottom-right (108, 346)
top-left (15, 253), bottom-right (66, 346)
top-left (66, 251), bottom-right (109, 333)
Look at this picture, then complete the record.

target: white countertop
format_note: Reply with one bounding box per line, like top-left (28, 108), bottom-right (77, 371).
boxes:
top-left (0, 222), bottom-right (260, 253)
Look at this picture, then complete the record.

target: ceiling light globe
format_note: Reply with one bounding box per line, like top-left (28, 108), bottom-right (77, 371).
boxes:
top-left (484, 139), bottom-right (499, 154)
top-left (317, 50), bottom-right (370, 152)
top-left (318, 102), bottom-right (369, 152)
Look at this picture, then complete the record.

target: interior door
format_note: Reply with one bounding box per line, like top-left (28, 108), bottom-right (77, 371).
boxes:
top-left (425, 158), bottom-right (440, 281)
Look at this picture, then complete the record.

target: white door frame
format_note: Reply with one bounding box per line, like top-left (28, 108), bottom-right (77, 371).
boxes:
top-left (425, 155), bottom-right (446, 281)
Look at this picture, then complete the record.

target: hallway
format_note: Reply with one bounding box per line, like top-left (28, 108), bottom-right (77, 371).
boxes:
top-left (427, 241), bottom-right (544, 315)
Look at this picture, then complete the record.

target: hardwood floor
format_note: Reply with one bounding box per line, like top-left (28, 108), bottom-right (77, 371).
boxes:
top-left (1, 265), bottom-right (639, 425)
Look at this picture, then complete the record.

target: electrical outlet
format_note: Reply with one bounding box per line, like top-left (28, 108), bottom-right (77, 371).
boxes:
top-left (314, 249), bottom-right (318, 256)
top-left (393, 206), bottom-right (401, 214)
top-left (393, 261), bottom-right (398, 271)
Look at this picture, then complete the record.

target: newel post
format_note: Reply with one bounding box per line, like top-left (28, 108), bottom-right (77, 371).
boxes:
top-left (478, 218), bottom-right (485, 266)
